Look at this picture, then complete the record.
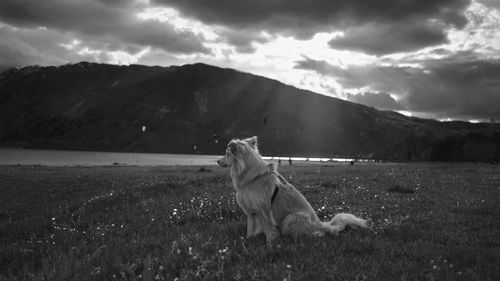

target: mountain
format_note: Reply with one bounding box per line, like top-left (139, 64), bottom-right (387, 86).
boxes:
top-left (1, 62), bottom-right (499, 161)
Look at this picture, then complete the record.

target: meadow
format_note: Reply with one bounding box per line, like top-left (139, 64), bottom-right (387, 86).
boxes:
top-left (0, 162), bottom-right (499, 280)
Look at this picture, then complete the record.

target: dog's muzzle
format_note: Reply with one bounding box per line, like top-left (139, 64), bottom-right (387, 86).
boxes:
top-left (217, 159), bottom-right (229, 167)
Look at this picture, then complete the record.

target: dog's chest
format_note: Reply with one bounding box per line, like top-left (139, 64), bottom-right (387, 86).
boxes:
top-left (235, 188), bottom-right (266, 214)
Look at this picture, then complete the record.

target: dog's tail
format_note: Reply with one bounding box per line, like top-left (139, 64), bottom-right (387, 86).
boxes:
top-left (321, 213), bottom-right (367, 234)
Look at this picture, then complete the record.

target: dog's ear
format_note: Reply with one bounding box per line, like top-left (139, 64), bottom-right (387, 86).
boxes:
top-left (244, 136), bottom-right (258, 149)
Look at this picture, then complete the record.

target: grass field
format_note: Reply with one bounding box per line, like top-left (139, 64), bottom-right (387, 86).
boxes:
top-left (1, 162), bottom-right (499, 280)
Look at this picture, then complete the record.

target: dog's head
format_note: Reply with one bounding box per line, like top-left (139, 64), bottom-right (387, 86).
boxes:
top-left (217, 136), bottom-right (258, 167)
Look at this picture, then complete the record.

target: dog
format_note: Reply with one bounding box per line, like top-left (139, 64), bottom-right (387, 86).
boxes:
top-left (217, 136), bottom-right (367, 246)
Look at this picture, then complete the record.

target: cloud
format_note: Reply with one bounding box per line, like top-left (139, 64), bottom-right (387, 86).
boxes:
top-left (345, 92), bottom-right (405, 111)
top-left (0, 0), bottom-right (209, 55)
top-left (328, 20), bottom-right (448, 55)
top-left (406, 59), bottom-right (500, 119)
top-left (215, 28), bottom-right (270, 53)
top-left (295, 56), bottom-right (500, 120)
top-left (154, 0), bottom-right (469, 30)
top-left (0, 0), bottom-right (484, 67)
top-left (0, 24), bottom-right (136, 70)
top-left (478, 0), bottom-right (500, 9)
top-left (295, 57), bottom-right (414, 93)
top-left (154, 0), bottom-right (470, 53)
top-left (0, 25), bottom-right (76, 71)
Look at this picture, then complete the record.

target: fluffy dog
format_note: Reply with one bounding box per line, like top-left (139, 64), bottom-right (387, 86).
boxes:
top-left (217, 136), bottom-right (367, 246)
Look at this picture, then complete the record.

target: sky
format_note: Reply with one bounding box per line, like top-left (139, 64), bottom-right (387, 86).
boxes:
top-left (1, 0), bottom-right (499, 122)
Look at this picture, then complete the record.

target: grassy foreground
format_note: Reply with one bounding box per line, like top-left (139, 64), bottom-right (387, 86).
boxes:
top-left (1, 163), bottom-right (499, 281)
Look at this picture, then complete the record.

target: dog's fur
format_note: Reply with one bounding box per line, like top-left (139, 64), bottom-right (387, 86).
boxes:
top-left (217, 136), bottom-right (367, 246)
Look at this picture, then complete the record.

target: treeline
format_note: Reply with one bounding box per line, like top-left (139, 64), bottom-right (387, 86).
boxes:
top-left (394, 131), bottom-right (500, 162)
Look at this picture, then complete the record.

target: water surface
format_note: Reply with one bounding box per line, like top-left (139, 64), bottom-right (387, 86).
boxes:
top-left (0, 148), bottom-right (220, 166)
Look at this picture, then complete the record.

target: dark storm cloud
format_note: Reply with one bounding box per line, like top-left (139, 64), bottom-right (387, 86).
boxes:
top-left (0, 24), bottom-right (136, 71)
top-left (0, 0), bottom-right (209, 55)
top-left (295, 57), bottom-right (500, 120)
top-left (0, 25), bottom-right (74, 71)
top-left (154, 0), bottom-right (469, 29)
top-left (0, 34), bottom-right (41, 72)
top-left (216, 28), bottom-right (269, 53)
top-left (345, 92), bottom-right (405, 111)
top-left (155, 0), bottom-right (470, 53)
top-left (295, 57), bottom-right (415, 92)
top-left (328, 21), bottom-right (448, 55)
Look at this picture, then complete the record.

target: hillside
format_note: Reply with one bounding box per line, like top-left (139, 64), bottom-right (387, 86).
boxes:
top-left (0, 62), bottom-right (499, 161)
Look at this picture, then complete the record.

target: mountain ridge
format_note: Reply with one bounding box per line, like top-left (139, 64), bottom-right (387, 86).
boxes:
top-left (1, 62), bottom-right (499, 161)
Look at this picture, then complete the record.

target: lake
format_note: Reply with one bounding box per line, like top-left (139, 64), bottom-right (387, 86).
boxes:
top-left (0, 148), bottom-right (221, 166)
top-left (0, 148), bottom-right (359, 166)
